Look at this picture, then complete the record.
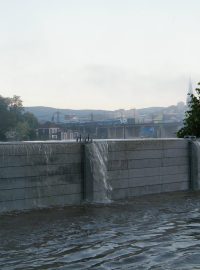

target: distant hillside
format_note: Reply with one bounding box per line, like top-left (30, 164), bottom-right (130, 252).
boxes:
top-left (24, 106), bottom-right (113, 122)
top-left (25, 104), bottom-right (185, 123)
top-left (137, 107), bottom-right (165, 115)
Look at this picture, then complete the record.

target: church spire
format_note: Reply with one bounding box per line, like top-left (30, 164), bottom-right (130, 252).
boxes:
top-left (186, 78), bottom-right (193, 107)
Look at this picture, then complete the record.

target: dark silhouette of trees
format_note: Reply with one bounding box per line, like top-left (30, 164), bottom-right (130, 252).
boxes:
top-left (177, 82), bottom-right (200, 138)
top-left (0, 95), bottom-right (38, 141)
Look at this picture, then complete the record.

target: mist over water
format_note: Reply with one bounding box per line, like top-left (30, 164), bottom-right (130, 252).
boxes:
top-left (1, 191), bottom-right (200, 270)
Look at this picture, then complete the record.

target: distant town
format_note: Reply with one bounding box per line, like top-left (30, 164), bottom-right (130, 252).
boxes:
top-left (25, 100), bottom-right (186, 141)
top-left (1, 83), bottom-right (192, 142)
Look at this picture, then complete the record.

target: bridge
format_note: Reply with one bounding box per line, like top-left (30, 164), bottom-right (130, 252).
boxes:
top-left (65, 121), bottom-right (183, 139)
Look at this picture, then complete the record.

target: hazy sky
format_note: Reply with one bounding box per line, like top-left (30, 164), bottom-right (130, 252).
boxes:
top-left (0, 0), bottom-right (200, 109)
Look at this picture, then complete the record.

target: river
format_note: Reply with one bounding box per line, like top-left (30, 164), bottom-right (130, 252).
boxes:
top-left (1, 191), bottom-right (200, 269)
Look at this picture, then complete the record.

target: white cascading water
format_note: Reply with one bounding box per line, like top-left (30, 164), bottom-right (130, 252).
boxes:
top-left (87, 141), bottom-right (112, 203)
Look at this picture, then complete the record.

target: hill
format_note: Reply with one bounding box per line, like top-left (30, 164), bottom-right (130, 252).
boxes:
top-left (24, 106), bottom-right (114, 122)
top-left (25, 104), bottom-right (185, 123)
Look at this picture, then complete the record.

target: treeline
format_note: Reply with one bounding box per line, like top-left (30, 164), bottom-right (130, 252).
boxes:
top-left (0, 95), bottom-right (38, 141)
top-left (177, 82), bottom-right (200, 138)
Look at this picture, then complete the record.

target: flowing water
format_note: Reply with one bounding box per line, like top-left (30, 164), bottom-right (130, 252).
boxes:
top-left (1, 191), bottom-right (200, 269)
top-left (86, 141), bottom-right (112, 203)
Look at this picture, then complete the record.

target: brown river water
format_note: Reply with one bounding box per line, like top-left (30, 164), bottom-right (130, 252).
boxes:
top-left (1, 191), bottom-right (200, 270)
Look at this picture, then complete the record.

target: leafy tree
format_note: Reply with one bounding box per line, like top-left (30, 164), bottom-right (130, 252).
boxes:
top-left (177, 82), bottom-right (200, 137)
top-left (23, 112), bottom-right (38, 129)
top-left (0, 94), bottom-right (38, 141)
top-left (17, 112), bottom-right (38, 140)
top-left (0, 96), bottom-right (14, 140)
top-left (15, 122), bottom-right (30, 141)
top-left (9, 95), bottom-right (24, 123)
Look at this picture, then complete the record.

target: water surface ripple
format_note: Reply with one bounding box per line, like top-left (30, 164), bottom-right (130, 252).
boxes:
top-left (1, 192), bottom-right (200, 269)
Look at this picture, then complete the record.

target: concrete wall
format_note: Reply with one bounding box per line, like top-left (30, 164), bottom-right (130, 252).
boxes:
top-left (107, 139), bottom-right (189, 200)
top-left (0, 139), bottom-right (190, 213)
top-left (84, 139), bottom-right (189, 202)
top-left (0, 142), bottom-right (83, 213)
top-left (190, 140), bottom-right (200, 190)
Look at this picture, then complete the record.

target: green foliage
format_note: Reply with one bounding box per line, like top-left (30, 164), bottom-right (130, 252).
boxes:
top-left (0, 95), bottom-right (38, 141)
top-left (177, 82), bottom-right (200, 138)
top-left (15, 122), bottom-right (30, 141)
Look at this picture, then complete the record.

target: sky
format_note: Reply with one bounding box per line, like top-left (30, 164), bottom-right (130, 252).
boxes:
top-left (0, 0), bottom-right (200, 110)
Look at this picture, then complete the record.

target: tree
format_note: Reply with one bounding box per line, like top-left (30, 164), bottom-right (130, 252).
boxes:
top-left (177, 82), bottom-right (200, 138)
top-left (15, 122), bottom-right (30, 141)
top-left (9, 95), bottom-right (24, 123)
top-left (18, 112), bottom-right (38, 140)
top-left (0, 95), bottom-right (15, 140)
top-left (0, 95), bottom-right (38, 141)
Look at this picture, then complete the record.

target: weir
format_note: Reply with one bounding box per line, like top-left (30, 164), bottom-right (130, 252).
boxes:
top-left (0, 141), bottom-right (83, 213)
top-left (0, 138), bottom-right (198, 214)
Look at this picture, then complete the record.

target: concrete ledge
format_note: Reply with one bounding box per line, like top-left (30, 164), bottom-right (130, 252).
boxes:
top-left (0, 153), bottom-right (82, 168)
top-left (0, 193), bottom-right (81, 213)
top-left (0, 163), bottom-right (82, 178)
top-left (0, 175), bottom-right (82, 190)
top-left (112, 182), bottom-right (189, 200)
top-left (110, 174), bottom-right (188, 189)
top-left (108, 165), bottom-right (188, 180)
top-left (0, 142), bottom-right (81, 156)
top-left (108, 148), bottom-right (187, 161)
top-left (108, 139), bottom-right (187, 152)
top-left (108, 157), bottom-right (188, 171)
top-left (0, 184), bottom-right (81, 202)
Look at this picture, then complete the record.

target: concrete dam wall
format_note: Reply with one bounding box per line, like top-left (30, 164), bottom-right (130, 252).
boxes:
top-left (85, 139), bottom-right (189, 202)
top-left (0, 139), bottom-right (191, 213)
top-left (0, 142), bottom-right (83, 213)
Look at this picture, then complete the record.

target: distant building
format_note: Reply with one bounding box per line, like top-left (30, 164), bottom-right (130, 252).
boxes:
top-left (5, 130), bottom-right (17, 141)
top-left (60, 130), bottom-right (78, 140)
top-left (37, 122), bottom-right (78, 141)
top-left (37, 124), bottom-right (61, 140)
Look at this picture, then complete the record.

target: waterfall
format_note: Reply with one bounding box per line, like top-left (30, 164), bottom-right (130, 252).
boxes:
top-left (85, 141), bottom-right (112, 203)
